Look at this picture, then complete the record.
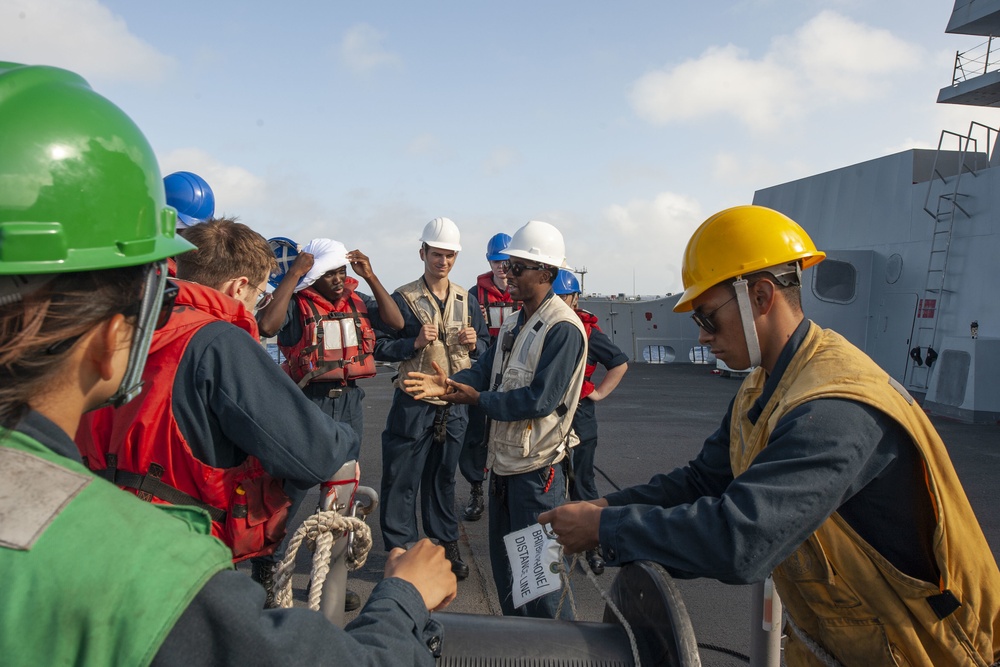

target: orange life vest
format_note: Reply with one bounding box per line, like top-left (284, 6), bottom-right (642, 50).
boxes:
top-left (279, 280), bottom-right (377, 386)
top-left (576, 309), bottom-right (599, 399)
top-left (475, 271), bottom-right (519, 339)
top-left (75, 281), bottom-right (290, 561)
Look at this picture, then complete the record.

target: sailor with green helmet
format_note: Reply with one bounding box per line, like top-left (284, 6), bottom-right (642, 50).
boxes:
top-left (0, 61), bottom-right (455, 666)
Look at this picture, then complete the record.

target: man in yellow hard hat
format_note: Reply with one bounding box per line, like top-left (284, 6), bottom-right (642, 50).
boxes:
top-left (540, 205), bottom-right (1000, 665)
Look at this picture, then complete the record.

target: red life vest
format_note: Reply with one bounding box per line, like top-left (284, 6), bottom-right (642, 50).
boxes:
top-left (475, 271), bottom-right (519, 339)
top-left (576, 309), bottom-right (599, 399)
top-left (75, 281), bottom-right (290, 562)
top-left (279, 279), bottom-right (377, 387)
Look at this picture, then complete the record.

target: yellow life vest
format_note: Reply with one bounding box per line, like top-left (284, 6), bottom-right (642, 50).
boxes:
top-left (394, 278), bottom-right (473, 405)
top-left (730, 322), bottom-right (1000, 666)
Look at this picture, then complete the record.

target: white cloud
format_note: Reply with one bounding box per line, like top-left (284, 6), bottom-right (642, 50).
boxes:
top-left (711, 151), bottom-right (810, 191)
top-left (630, 10), bottom-right (924, 132)
top-left (774, 10), bottom-right (922, 101)
top-left (0, 0), bottom-right (174, 83)
top-left (630, 44), bottom-right (798, 132)
top-left (407, 133), bottom-right (441, 156)
top-left (340, 23), bottom-right (400, 75)
top-left (571, 192), bottom-right (703, 295)
top-left (482, 147), bottom-right (520, 175)
top-left (160, 148), bottom-right (269, 218)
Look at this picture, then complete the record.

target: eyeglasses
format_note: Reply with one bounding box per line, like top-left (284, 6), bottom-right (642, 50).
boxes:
top-left (501, 260), bottom-right (546, 277)
top-left (255, 292), bottom-right (273, 310)
top-left (690, 294), bottom-right (737, 335)
top-left (249, 283), bottom-right (273, 310)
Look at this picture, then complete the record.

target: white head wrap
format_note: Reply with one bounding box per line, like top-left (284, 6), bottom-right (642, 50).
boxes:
top-left (295, 238), bottom-right (350, 293)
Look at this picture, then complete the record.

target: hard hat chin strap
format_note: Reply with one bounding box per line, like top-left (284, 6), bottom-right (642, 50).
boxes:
top-left (101, 261), bottom-right (169, 409)
top-left (733, 278), bottom-right (762, 370)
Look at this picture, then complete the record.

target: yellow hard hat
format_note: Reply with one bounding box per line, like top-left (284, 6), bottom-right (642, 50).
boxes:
top-left (673, 205), bottom-right (825, 312)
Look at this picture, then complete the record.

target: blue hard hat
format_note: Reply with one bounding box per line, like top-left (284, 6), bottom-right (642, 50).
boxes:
top-left (553, 269), bottom-right (580, 295)
top-left (164, 171), bottom-right (216, 227)
top-left (268, 237), bottom-right (300, 288)
top-left (486, 232), bottom-right (512, 261)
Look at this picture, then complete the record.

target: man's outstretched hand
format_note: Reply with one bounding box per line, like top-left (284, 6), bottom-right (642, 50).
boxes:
top-left (403, 362), bottom-right (480, 404)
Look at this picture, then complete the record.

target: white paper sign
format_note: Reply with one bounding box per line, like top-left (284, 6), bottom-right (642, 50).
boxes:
top-left (503, 522), bottom-right (562, 608)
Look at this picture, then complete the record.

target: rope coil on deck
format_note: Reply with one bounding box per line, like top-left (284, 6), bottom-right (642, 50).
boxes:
top-left (272, 509), bottom-right (372, 611)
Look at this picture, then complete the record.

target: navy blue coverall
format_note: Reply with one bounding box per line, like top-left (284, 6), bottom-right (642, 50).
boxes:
top-left (451, 293), bottom-right (586, 618)
top-left (15, 411), bottom-right (442, 666)
top-left (597, 319), bottom-right (938, 586)
top-left (258, 292), bottom-right (395, 565)
top-left (267, 291), bottom-right (396, 441)
top-left (570, 325), bottom-right (628, 501)
top-left (374, 284), bottom-right (489, 550)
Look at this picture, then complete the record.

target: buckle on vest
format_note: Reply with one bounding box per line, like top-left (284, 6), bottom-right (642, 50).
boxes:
top-left (327, 388), bottom-right (344, 398)
top-left (138, 463), bottom-right (165, 502)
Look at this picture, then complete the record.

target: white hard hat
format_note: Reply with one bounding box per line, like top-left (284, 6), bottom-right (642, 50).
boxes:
top-left (419, 217), bottom-right (462, 252)
top-left (504, 220), bottom-right (569, 268)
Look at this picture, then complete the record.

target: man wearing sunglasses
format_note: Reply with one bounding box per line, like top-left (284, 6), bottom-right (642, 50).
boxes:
top-left (77, 218), bottom-right (359, 586)
top-left (404, 220), bottom-right (587, 619)
top-left (459, 232), bottom-right (521, 524)
top-left (540, 205), bottom-right (1000, 665)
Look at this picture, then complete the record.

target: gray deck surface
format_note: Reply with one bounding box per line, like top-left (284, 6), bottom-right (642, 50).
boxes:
top-left (245, 363), bottom-right (1000, 665)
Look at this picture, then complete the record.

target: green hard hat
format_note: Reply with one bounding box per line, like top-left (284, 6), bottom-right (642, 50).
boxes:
top-left (0, 62), bottom-right (194, 275)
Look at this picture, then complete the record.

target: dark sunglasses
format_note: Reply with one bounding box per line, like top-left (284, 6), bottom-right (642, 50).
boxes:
top-left (46, 282), bottom-right (178, 355)
top-left (690, 294), bottom-right (737, 335)
top-left (501, 260), bottom-right (546, 277)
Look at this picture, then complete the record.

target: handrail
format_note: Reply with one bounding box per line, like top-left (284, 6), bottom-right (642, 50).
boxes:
top-left (951, 35), bottom-right (1000, 84)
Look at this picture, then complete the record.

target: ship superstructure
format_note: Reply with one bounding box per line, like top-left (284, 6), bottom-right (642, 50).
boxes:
top-left (583, 0), bottom-right (1000, 423)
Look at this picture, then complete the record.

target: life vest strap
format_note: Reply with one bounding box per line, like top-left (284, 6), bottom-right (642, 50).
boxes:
top-left (297, 294), bottom-right (372, 388)
top-left (295, 352), bottom-right (372, 388)
top-left (103, 466), bottom-right (227, 523)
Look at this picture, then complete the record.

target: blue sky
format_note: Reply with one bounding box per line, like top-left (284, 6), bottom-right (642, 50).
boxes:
top-left (3, 0), bottom-right (998, 295)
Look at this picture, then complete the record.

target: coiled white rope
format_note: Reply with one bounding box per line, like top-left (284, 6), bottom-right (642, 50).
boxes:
top-left (555, 553), bottom-right (642, 667)
top-left (271, 509), bottom-right (372, 611)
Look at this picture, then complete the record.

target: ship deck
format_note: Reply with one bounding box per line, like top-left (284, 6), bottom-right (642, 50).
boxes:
top-left (252, 363), bottom-right (1000, 665)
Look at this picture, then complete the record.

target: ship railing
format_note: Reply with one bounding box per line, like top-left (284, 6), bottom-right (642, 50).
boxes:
top-left (950, 35), bottom-right (1000, 85)
top-left (912, 121), bottom-right (998, 390)
top-left (922, 121), bottom-right (996, 219)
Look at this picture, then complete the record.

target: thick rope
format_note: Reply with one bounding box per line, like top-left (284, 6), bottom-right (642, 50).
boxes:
top-left (272, 509), bottom-right (372, 611)
top-left (554, 553), bottom-right (643, 667)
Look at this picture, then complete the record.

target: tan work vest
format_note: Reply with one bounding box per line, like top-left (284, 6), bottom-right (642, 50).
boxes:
top-left (731, 322), bottom-right (1000, 666)
top-left (394, 278), bottom-right (473, 405)
top-left (487, 295), bottom-right (586, 475)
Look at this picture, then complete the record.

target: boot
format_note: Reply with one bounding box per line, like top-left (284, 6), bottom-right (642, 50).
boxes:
top-left (462, 481), bottom-right (485, 522)
top-left (442, 540), bottom-right (469, 580)
top-left (345, 589), bottom-right (361, 612)
top-left (586, 549), bottom-right (606, 576)
top-left (250, 560), bottom-right (278, 609)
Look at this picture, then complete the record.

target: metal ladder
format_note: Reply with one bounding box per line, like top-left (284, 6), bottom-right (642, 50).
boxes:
top-left (910, 121), bottom-right (996, 390)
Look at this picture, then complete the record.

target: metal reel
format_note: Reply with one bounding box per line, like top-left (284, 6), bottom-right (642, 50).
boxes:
top-left (431, 560), bottom-right (701, 666)
top-left (605, 560), bottom-right (702, 667)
